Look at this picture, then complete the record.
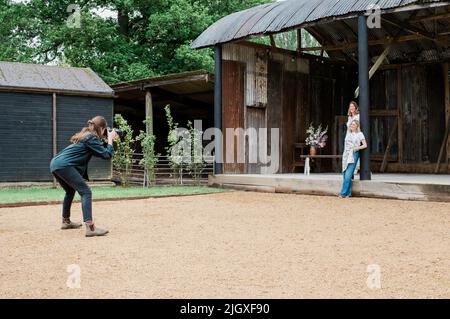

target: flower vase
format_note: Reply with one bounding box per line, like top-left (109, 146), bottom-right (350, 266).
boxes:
top-left (309, 146), bottom-right (317, 156)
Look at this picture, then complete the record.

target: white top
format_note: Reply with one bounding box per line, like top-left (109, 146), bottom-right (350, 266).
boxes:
top-left (342, 131), bottom-right (366, 172)
top-left (346, 114), bottom-right (360, 133)
top-left (345, 114), bottom-right (361, 170)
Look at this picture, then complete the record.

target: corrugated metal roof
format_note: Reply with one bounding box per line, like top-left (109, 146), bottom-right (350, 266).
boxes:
top-left (191, 0), bottom-right (449, 49)
top-left (0, 62), bottom-right (114, 97)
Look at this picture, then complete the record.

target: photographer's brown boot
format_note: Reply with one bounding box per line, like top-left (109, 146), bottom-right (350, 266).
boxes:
top-left (85, 223), bottom-right (109, 237)
top-left (61, 218), bottom-right (82, 230)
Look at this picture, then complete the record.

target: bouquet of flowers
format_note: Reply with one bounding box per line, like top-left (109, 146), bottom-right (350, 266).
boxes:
top-left (305, 123), bottom-right (328, 148)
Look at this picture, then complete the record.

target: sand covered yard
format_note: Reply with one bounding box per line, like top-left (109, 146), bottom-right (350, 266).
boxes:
top-left (0, 191), bottom-right (449, 298)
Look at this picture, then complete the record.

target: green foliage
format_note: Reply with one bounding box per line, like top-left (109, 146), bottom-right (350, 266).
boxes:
top-left (186, 121), bottom-right (205, 186)
top-left (112, 114), bottom-right (136, 186)
top-left (164, 105), bottom-right (184, 185)
top-left (0, 0), bottom-right (271, 83)
top-left (136, 117), bottom-right (158, 187)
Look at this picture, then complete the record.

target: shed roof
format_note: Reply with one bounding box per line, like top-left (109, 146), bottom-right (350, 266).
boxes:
top-left (191, 0), bottom-right (449, 49)
top-left (112, 70), bottom-right (214, 106)
top-left (0, 62), bottom-right (114, 97)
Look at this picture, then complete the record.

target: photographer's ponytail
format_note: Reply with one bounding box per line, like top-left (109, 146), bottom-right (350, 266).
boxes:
top-left (71, 116), bottom-right (108, 144)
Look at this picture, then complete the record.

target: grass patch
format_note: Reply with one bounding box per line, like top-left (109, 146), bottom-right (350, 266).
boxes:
top-left (0, 186), bottom-right (228, 204)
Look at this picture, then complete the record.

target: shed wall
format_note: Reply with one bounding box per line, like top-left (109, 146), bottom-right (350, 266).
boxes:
top-left (0, 92), bottom-right (113, 182)
top-left (0, 92), bottom-right (53, 181)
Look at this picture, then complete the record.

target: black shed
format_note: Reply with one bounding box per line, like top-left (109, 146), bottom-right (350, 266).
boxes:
top-left (0, 62), bottom-right (115, 182)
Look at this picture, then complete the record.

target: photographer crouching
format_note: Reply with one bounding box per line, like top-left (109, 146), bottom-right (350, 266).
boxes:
top-left (50, 116), bottom-right (119, 237)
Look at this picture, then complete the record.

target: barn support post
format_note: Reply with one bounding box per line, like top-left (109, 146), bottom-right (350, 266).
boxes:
top-left (52, 92), bottom-right (57, 188)
top-left (445, 62), bottom-right (449, 163)
top-left (358, 15), bottom-right (371, 180)
top-left (145, 90), bottom-right (154, 135)
top-left (397, 65), bottom-right (404, 164)
top-left (214, 45), bottom-right (223, 175)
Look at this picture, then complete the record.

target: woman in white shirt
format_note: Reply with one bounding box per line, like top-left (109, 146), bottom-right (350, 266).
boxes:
top-left (339, 120), bottom-right (367, 198)
top-left (346, 101), bottom-right (360, 174)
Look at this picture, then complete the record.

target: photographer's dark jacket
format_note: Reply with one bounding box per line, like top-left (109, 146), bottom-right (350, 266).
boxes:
top-left (50, 134), bottom-right (114, 181)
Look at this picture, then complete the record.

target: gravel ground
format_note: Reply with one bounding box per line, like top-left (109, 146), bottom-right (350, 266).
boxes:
top-left (0, 191), bottom-right (449, 299)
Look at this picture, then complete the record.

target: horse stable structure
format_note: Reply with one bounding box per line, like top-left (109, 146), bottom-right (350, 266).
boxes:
top-left (112, 70), bottom-right (214, 156)
top-left (191, 0), bottom-right (450, 201)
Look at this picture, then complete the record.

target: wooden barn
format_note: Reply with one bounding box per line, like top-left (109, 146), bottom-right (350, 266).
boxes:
top-left (191, 0), bottom-right (450, 177)
top-left (0, 62), bottom-right (114, 182)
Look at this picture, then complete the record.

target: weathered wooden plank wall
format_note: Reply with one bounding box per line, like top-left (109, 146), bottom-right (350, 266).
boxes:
top-left (221, 42), bottom-right (448, 174)
top-left (444, 63), bottom-right (449, 163)
top-left (369, 69), bottom-right (398, 160)
top-left (282, 71), bottom-right (297, 172)
top-left (246, 107), bottom-right (266, 173)
top-left (400, 64), bottom-right (445, 164)
top-left (266, 60), bottom-right (283, 173)
top-left (222, 60), bottom-right (245, 174)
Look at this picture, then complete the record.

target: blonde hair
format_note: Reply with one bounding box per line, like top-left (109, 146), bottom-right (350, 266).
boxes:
top-left (71, 116), bottom-right (107, 144)
top-left (350, 119), bottom-right (361, 132)
top-left (348, 101), bottom-right (360, 117)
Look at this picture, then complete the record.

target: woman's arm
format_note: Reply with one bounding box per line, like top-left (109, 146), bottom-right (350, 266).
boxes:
top-left (85, 135), bottom-right (114, 159)
top-left (353, 139), bottom-right (367, 152)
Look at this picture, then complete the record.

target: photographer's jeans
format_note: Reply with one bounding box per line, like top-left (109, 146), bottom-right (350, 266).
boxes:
top-left (340, 151), bottom-right (360, 197)
top-left (52, 167), bottom-right (93, 222)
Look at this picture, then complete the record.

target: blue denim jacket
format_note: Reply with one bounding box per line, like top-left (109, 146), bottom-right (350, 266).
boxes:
top-left (50, 134), bottom-right (114, 180)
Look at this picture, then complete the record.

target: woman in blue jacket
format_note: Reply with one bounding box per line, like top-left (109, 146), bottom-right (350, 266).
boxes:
top-left (50, 116), bottom-right (117, 237)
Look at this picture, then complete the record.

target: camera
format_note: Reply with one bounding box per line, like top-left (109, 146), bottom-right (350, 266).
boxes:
top-left (106, 127), bottom-right (124, 138)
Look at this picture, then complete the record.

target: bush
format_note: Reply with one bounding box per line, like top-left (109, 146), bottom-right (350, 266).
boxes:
top-left (136, 117), bottom-right (158, 187)
top-left (112, 114), bottom-right (136, 187)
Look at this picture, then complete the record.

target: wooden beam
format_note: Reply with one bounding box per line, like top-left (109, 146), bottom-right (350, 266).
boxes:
top-left (296, 29), bottom-right (302, 52)
top-left (269, 35), bottom-right (276, 48)
top-left (142, 74), bottom-right (209, 89)
top-left (435, 119), bottom-right (450, 173)
top-left (445, 62), bottom-right (450, 164)
top-left (300, 34), bottom-right (423, 52)
top-left (381, 120), bottom-right (398, 172)
top-left (382, 16), bottom-right (450, 47)
top-left (236, 41), bottom-right (351, 65)
top-left (145, 91), bottom-right (153, 136)
top-left (410, 12), bottom-right (450, 23)
top-left (396, 66), bottom-right (404, 164)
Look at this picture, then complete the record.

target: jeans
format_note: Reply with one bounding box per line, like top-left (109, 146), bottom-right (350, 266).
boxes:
top-left (340, 151), bottom-right (360, 197)
top-left (52, 167), bottom-right (92, 222)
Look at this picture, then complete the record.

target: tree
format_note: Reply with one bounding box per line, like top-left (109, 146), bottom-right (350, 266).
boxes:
top-left (0, 0), bottom-right (272, 83)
